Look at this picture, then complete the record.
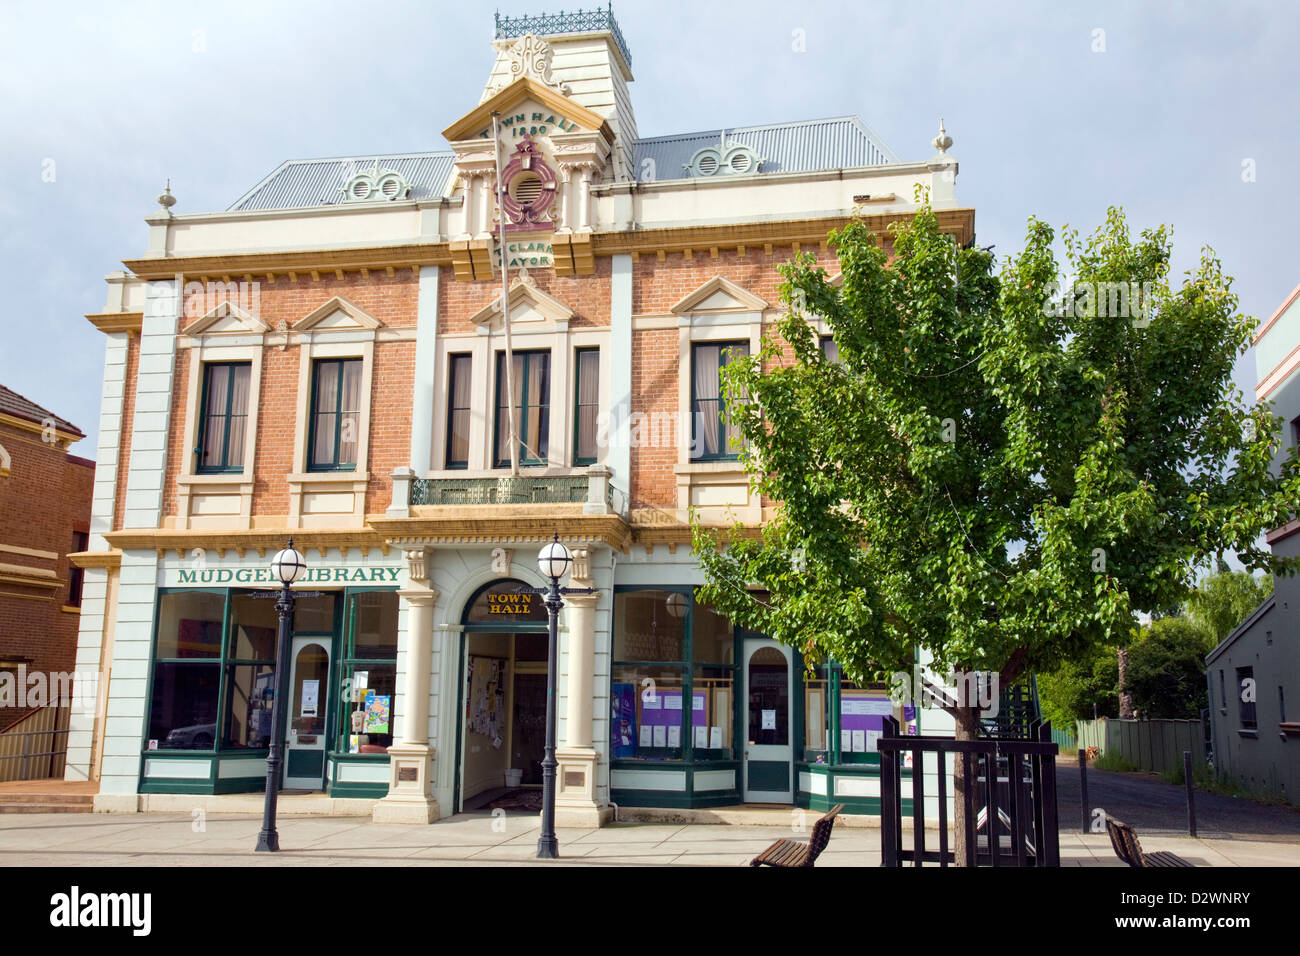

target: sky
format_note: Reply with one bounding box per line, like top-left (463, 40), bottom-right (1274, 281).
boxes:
top-left (1, 0), bottom-right (1297, 452)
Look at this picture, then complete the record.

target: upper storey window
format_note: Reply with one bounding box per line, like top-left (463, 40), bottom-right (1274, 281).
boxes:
top-left (494, 350), bottom-right (551, 467)
top-left (197, 362), bottom-right (251, 473)
top-left (309, 358), bottom-right (362, 471)
top-left (691, 342), bottom-right (749, 461)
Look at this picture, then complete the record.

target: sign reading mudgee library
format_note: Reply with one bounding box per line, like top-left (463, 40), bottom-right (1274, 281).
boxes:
top-left (167, 565), bottom-right (403, 587)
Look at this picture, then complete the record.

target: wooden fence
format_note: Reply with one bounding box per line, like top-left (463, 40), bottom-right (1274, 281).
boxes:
top-left (878, 717), bottom-right (1060, 867)
top-left (1075, 718), bottom-right (1205, 774)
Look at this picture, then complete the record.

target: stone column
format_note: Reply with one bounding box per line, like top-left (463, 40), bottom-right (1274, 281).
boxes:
top-left (577, 166), bottom-right (593, 232)
top-left (554, 546), bottom-right (612, 827)
top-left (374, 548), bottom-right (441, 824)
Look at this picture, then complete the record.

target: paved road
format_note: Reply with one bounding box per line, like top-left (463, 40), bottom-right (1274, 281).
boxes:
top-left (1055, 757), bottom-right (1300, 843)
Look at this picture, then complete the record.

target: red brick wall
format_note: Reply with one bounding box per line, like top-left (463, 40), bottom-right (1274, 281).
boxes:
top-left (159, 272), bottom-right (420, 520)
top-left (111, 336), bottom-right (139, 531)
top-left (438, 259), bottom-right (612, 335)
top-left (0, 420), bottom-right (94, 726)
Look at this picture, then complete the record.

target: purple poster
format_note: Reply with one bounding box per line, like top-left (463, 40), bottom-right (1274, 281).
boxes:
top-left (611, 683), bottom-right (637, 757)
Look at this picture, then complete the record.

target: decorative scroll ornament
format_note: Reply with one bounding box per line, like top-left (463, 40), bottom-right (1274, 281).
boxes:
top-left (340, 160), bottom-right (412, 203)
top-left (481, 32), bottom-right (571, 102)
top-left (684, 130), bottom-right (763, 178)
top-left (499, 134), bottom-right (559, 232)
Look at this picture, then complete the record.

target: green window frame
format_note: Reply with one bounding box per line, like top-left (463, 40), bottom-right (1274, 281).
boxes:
top-left (308, 358), bottom-right (362, 472)
top-left (493, 349), bottom-right (550, 468)
top-left (690, 341), bottom-right (748, 461)
top-left (610, 587), bottom-right (738, 765)
top-left (196, 361), bottom-right (251, 473)
top-left (336, 590), bottom-right (399, 754)
top-left (573, 347), bottom-right (599, 466)
top-left (446, 353), bottom-right (472, 469)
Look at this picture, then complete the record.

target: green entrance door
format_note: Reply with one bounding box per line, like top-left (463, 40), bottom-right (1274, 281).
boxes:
top-left (283, 637), bottom-right (329, 790)
top-left (743, 640), bottom-right (793, 802)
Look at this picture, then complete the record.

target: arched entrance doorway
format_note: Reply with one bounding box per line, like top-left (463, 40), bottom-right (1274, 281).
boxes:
top-left (454, 578), bottom-right (550, 812)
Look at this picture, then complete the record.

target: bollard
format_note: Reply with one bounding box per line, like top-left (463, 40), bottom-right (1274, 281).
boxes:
top-left (1078, 748), bottom-right (1090, 835)
top-left (1184, 750), bottom-right (1197, 838)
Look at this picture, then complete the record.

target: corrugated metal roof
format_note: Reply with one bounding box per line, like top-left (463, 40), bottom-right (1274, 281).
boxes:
top-left (632, 116), bottom-right (900, 181)
top-left (228, 116), bottom-right (899, 211)
top-left (0, 384), bottom-right (83, 437)
top-left (228, 152), bottom-right (457, 212)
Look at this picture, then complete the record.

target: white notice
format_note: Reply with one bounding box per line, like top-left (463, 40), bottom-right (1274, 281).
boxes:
top-left (653, 724), bottom-right (667, 748)
top-left (667, 725), bottom-right (681, 748)
top-left (851, 729), bottom-right (866, 753)
top-left (709, 727), bottom-right (723, 750)
top-left (841, 730), bottom-right (852, 751)
top-left (664, 695), bottom-right (682, 710)
top-left (301, 680), bottom-right (319, 717)
top-left (864, 730), bottom-right (881, 754)
top-left (694, 726), bottom-right (708, 748)
top-left (762, 709), bottom-right (776, 730)
top-left (639, 725), bottom-right (653, 748)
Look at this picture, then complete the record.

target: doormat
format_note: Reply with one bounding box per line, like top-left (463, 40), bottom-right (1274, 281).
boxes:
top-left (486, 788), bottom-right (542, 812)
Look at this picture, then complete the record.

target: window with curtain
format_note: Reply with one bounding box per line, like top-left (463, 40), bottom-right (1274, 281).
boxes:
top-left (446, 353), bottom-right (472, 468)
top-left (574, 348), bottom-right (599, 465)
top-left (691, 341), bottom-right (748, 461)
top-left (820, 335), bottom-right (840, 363)
top-left (67, 530), bottom-right (88, 607)
top-left (494, 349), bottom-right (550, 467)
top-left (309, 358), bottom-right (362, 471)
top-left (197, 362), bottom-right (251, 472)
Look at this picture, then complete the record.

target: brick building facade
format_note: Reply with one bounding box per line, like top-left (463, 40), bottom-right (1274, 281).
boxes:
top-left (0, 385), bottom-right (94, 731)
top-left (70, 10), bottom-right (971, 822)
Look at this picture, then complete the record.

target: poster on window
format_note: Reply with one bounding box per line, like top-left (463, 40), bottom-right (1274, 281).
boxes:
top-left (610, 682), bottom-right (637, 758)
top-left (363, 691), bottom-right (390, 734)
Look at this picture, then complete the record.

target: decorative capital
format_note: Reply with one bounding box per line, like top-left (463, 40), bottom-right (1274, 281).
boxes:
top-left (405, 548), bottom-right (430, 583)
top-left (570, 545), bottom-right (592, 585)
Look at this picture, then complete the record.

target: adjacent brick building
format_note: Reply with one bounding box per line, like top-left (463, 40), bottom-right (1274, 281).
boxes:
top-left (0, 385), bottom-right (94, 732)
top-left (69, 10), bottom-right (972, 821)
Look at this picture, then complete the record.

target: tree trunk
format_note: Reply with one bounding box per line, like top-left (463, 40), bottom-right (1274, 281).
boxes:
top-left (1117, 647), bottom-right (1134, 718)
top-left (951, 704), bottom-right (981, 867)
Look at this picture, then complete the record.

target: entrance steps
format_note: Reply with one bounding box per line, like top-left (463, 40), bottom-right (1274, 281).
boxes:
top-left (0, 780), bottom-right (96, 814)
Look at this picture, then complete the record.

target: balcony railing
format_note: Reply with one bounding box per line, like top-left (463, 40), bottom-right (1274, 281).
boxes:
top-left (411, 475), bottom-right (590, 506)
top-left (495, 5), bottom-right (632, 67)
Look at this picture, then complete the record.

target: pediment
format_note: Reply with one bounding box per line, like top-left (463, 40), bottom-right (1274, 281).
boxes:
top-left (293, 297), bottom-right (382, 332)
top-left (185, 301), bottom-right (269, 336)
top-left (469, 274), bottom-right (573, 329)
top-left (670, 276), bottom-right (769, 315)
top-left (443, 76), bottom-right (612, 146)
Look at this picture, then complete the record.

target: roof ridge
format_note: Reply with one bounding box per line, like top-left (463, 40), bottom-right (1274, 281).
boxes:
top-left (634, 115), bottom-right (867, 143)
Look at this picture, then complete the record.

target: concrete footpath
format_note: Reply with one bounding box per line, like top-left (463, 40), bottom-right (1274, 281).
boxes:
top-left (3, 810), bottom-right (1297, 866)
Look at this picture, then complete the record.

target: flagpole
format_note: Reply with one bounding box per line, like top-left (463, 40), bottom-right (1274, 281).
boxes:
top-left (492, 110), bottom-right (521, 476)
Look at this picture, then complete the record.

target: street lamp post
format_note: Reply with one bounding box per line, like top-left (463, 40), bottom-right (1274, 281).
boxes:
top-left (255, 540), bottom-right (307, 853)
top-left (534, 534), bottom-right (594, 859)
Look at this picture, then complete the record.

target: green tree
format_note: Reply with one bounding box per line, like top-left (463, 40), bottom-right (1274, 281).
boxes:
top-left (1038, 643), bottom-right (1119, 727)
top-left (693, 201), bottom-right (1299, 863)
top-left (1184, 568), bottom-right (1273, 648)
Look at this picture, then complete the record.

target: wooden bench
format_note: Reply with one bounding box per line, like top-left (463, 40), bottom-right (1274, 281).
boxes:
top-left (750, 804), bottom-right (843, 867)
top-left (1106, 818), bottom-right (1193, 867)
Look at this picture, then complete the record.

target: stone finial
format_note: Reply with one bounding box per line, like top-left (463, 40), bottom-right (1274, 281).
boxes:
top-left (157, 179), bottom-right (177, 214)
top-left (931, 119), bottom-right (953, 154)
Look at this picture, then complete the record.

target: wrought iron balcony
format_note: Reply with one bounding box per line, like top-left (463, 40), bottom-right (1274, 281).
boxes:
top-left (495, 5), bottom-right (632, 67)
top-left (411, 474), bottom-right (590, 507)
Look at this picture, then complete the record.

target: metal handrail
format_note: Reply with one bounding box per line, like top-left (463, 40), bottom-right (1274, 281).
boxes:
top-left (0, 726), bottom-right (71, 781)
